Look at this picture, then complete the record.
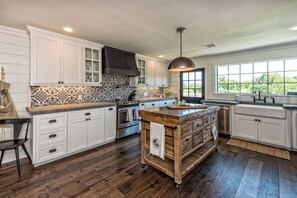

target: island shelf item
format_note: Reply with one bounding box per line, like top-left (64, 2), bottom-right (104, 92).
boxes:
top-left (139, 105), bottom-right (220, 188)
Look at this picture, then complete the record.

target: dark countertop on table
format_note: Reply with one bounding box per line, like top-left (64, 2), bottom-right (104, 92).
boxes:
top-left (139, 105), bottom-right (220, 118)
top-left (26, 102), bottom-right (116, 115)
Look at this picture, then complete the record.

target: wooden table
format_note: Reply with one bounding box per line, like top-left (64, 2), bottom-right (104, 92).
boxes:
top-left (139, 105), bottom-right (220, 188)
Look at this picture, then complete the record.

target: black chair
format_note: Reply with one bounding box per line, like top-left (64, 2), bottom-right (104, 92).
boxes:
top-left (0, 118), bottom-right (31, 176)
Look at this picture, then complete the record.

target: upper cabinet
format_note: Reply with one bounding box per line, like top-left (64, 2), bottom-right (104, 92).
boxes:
top-left (28, 26), bottom-right (103, 86)
top-left (84, 45), bottom-right (102, 85)
top-left (130, 55), bottom-right (169, 87)
top-left (155, 61), bottom-right (169, 87)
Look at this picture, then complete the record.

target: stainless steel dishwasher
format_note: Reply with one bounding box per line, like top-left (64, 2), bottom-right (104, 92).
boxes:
top-left (203, 103), bottom-right (230, 135)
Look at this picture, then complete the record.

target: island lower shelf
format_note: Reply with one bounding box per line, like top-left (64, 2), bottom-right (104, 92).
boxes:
top-left (139, 105), bottom-right (220, 186)
top-left (144, 140), bottom-right (216, 178)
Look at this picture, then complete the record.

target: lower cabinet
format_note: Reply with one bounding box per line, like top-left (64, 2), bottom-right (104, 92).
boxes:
top-left (234, 114), bottom-right (288, 147)
top-left (292, 110), bottom-right (297, 150)
top-left (32, 106), bottom-right (116, 165)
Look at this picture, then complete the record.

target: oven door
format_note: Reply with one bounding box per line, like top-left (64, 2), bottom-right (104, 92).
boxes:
top-left (117, 107), bottom-right (139, 129)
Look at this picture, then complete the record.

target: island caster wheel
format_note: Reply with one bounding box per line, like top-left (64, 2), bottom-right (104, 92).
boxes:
top-left (175, 183), bottom-right (180, 189)
top-left (141, 164), bottom-right (146, 168)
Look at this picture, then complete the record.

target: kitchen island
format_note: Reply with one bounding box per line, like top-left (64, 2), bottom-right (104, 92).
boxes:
top-left (139, 105), bottom-right (220, 188)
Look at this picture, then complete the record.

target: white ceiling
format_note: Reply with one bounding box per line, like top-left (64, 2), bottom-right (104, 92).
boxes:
top-left (1, 0), bottom-right (297, 60)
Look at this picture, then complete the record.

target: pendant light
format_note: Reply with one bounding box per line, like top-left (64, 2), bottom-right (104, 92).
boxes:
top-left (168, 27), bottom-right (195, 71)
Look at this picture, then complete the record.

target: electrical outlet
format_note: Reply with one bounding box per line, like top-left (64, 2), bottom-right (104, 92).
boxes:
top-left (144, 92), bottom-right (147, 97)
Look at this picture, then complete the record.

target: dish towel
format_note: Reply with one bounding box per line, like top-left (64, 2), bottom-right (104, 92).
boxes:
top-left (126, 108), bottom-right (133, 122)
top-left (133, 108), bottom-right (139, 120)
top-left (150, 122), bottom-right (165, 160)
top-left (212, 125), bottom-right (218, 141)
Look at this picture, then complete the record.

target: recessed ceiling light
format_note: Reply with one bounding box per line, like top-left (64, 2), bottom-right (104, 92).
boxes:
top-left (158, 55), bottom-right (164, 58)
top-left (63, 26), bottom-right (73, 32)
top-left (289, 26), bottom-right (297, 31)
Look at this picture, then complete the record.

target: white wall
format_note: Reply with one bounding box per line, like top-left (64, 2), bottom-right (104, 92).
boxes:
top-left (167, 42), bottom-right (297, 104)
top-left (0, 25), bottom-right (30, 164)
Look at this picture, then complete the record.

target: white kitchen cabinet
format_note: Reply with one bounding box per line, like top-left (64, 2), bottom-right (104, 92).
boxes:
top-left (146, 59), bottom-right (156, 86)
top-left (159, 99), bottom-right (176, 107)
top-left (68, 109), bottom-right (105, 153)
top-left (31, 33), bottom-right (61, 84)
top-left (28, 26), bottom-right (103, 86)
top-left (234, 113), bottom-right (289, 148)
top-left (88, 116), bottom-right (105, 146)
top-left (136, 57), bottom-right (146, 86)
top-left (258, 117), bottom-right (285, 146)
top-left (84, 45), bottom-right (102, 86)
top-left (292, 110), bottom-right (297, 150)
top-left (61, 40), bottom-right (83, 84)
top-left (68, 118), bottom-right (88, 153)
top-left (32, 112), bottom-right (68, 165)
top-left (234, 115), bottom-right (258, 140)
top-left (155, 61), bottom-right (169, 87)
top-left (104, 107), bottom-right (117, 142)
top-left (144, 101), bottom-right (160, 108)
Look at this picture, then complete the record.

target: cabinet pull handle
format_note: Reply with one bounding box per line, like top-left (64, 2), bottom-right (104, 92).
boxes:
top-left (164, 102), bottom-right (167, 104)
top-left (141, 104), bottom-right (144, 106)
top-left (258, 119), bottom-right (261, 122)
top-left (49, 148), bottom-right (57, 153)
top-left (49, 134), bottom-right (57, 138)
top-left (152, 104), bottom-right (155, 106)
top-left (85, 112), bottom-right (91, 116)
top-left (108, 108), bottom-right (113, 110)
top-left (49, 119), bottom-right (56, 123)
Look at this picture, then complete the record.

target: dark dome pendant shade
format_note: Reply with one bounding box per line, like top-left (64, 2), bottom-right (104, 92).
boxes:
top-left (168, 27), bottom-right (196, 71)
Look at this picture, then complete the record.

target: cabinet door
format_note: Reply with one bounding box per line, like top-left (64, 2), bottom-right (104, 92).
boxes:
top-left (144, 101), bottom-right (160, 109)
top-left (88, 116), bottom-right (105, 147)
top-left (32, 34), bottom-right (61, 84)
top-left (136, 58), bottom-right (146, 86)
top-left (61, 40), bottom-right (82, 84)
top-left (104, 107), bottom-right (116, 142)
top-left (258, 118), bottom-right (285, 146)
top-left (155, 61), bottom-right (169, 87)
top-left (68, 119), bottom-right (88, 153)
top-left (293, 111), bottom-right (297, 149)
top-left (234, 115), bottom-right (258, 140)
top-left (167, 100), bottom-right (176, 106)
top-left (146, 59), bottom-right (156, 86)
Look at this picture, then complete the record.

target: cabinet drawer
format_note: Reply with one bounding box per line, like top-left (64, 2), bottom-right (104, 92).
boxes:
top-left (36, 113), bottom-right (67, 131)
top-left (193, 119), bottom-right (203, 131)
top-left (211, 113), bottom-right (217, 124)
top-left (181, 122), bottom-right (193, 138)
top-left (68, 108), bottom-right (104, 121)
top-left (38, 128), bottom-right (67, 146)
top-left (204, 125), bottom-right (213, 142)
top-left (204, 115), bottom-right (211, 126)
top-left (181, 134), bottom-right (192, 154)
top-left (37, 142), bottom-right (66, 163)
top-left (193, 132), bottom-right (203, 147)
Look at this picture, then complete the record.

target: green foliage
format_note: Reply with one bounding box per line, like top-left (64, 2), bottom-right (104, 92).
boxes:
top-left (218, 73), bottom-right (297, 94)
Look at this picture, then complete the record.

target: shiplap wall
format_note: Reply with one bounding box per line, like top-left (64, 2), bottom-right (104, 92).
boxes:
top-left (0, 25), bottom-right (30, 163)
top-left (167, 43), bottom-right (297, 104)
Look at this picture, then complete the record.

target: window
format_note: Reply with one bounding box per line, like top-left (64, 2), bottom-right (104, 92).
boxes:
top-left (216, 59), bottom-right (297, 94)
top-left (180, 68), bottom-right (205, 103)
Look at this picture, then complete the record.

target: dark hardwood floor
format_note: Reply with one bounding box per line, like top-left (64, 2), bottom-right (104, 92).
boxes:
top-left (1, 134), bottom-right (297, 198)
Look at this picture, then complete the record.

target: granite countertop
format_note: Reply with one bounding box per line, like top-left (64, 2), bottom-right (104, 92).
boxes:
top-left (139, 105), bottom-right (220, 118)
top-left (137, 97), bottom-right (177, 102)
top-left (283, 104), bottom-right (297, 110)
top-left (201, 99), bottom-right (239, 105)
top-left (26, 102), bottom-right (116, 115)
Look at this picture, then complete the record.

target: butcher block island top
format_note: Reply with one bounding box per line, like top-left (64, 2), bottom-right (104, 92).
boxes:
top-left (139, 105), bottom-right (220, 188)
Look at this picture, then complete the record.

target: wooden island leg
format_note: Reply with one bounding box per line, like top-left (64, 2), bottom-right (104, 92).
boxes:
top-left (174, 126), bottom-right (182, 186)
top-left (141, 122), bottom-right (146, 167)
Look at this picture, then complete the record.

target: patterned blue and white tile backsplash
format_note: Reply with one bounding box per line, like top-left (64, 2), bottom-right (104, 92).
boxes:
top-left (31, 74), bottom-right (163, 106)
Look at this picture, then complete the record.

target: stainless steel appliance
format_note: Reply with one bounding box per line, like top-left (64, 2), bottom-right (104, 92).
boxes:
top-left (116, 101), bottom-right (140, 139)
top-left (203, 103), bottom-right (230, 135)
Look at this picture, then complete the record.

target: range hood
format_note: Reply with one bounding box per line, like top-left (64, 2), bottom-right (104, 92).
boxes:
top-left (102, 46), bottom-right (140, 77)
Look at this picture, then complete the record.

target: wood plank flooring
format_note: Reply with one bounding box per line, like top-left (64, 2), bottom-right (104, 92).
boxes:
top-left (0, 134), bottom-right (297, 198)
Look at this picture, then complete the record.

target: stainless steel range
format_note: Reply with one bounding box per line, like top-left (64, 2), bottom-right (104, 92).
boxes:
top-left (116, 100), bottom-right (140, 139)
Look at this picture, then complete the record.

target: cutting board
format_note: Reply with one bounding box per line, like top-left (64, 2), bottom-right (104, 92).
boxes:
top-left (166, 105), bottom-right (208, 110)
